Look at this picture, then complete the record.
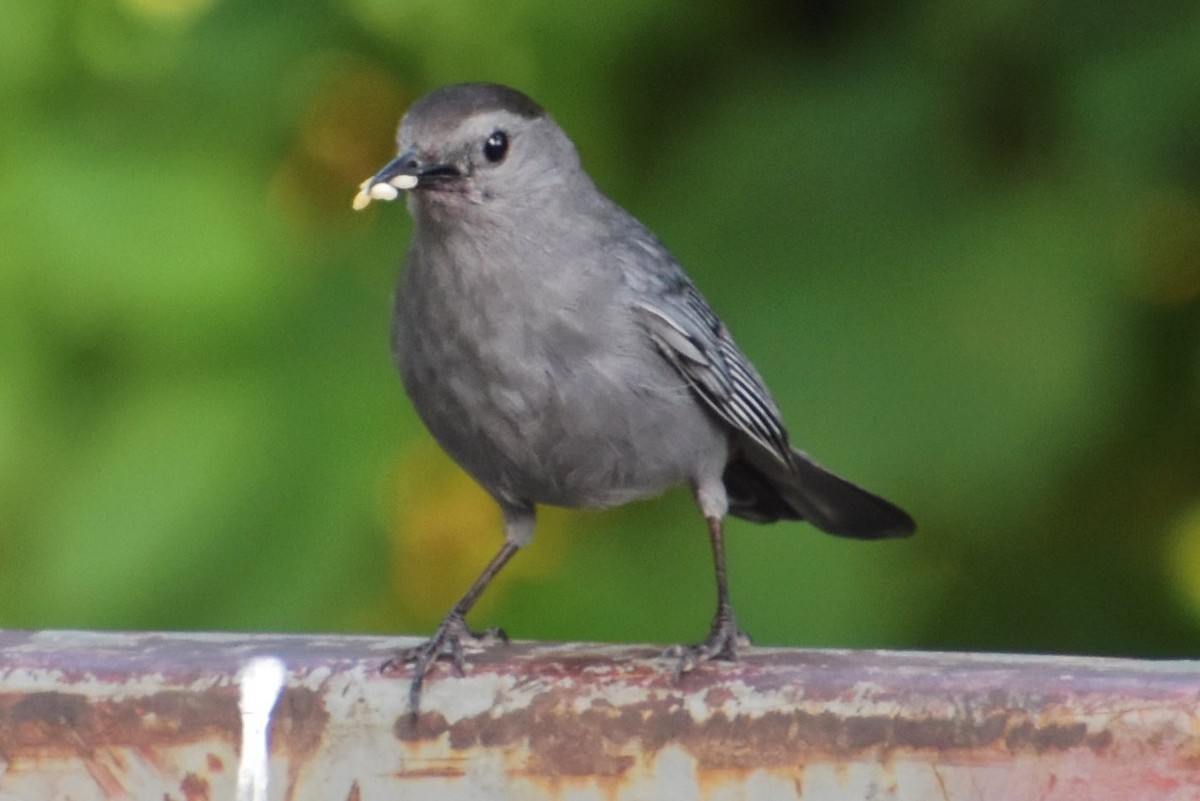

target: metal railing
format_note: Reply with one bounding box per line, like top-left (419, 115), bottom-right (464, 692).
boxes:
top-left (1, 630), bottom-right (1198, 800)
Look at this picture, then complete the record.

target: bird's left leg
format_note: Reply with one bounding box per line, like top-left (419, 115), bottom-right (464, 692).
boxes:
top-left (667, 486), bottom-right (751, 678)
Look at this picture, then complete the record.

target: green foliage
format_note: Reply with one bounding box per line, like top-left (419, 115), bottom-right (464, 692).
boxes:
top-left (1, 0), bottom-right (1199, 657)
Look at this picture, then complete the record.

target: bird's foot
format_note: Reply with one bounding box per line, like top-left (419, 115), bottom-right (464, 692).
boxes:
top-left (664, 611), bottom-right (752, 680)
top-left (382, 612), bottom-right (508, 717)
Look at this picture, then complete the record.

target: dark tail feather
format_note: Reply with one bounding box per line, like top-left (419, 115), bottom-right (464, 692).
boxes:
top-left (724, 449), bottom-right (915, 539)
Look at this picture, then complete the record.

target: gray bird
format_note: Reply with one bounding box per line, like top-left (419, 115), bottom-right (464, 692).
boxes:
top-left (355, 83), bottom-right (914, 714)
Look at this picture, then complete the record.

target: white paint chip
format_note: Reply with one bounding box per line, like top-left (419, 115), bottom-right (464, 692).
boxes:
top-left (237, 657), bottom-right (287, 801)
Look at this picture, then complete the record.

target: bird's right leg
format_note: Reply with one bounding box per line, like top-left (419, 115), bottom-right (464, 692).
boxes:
top-left (384, 504), bottom-right (533, 717)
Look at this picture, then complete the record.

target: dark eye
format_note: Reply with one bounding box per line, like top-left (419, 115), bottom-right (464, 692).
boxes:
top-left (483, 130), bottom-right (509, 163)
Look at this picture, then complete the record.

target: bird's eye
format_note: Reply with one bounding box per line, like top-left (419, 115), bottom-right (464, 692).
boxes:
top-left (483, 130), bottom-right (509, 163)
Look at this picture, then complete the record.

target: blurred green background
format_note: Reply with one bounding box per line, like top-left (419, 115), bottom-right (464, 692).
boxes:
top-left (2, 0), bottom-right (1199, 660)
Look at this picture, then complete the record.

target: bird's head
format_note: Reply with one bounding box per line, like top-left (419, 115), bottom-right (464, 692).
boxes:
top-left (353, 83), bottom-right (582, 221)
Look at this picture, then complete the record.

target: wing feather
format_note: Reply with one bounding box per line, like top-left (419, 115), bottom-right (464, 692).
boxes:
top-left (631, 282), bottom-right (792, 466)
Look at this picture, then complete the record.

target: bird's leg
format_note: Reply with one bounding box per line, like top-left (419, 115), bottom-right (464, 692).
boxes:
top-left (666, 515), bottom-right (752, 679)
top-left (383, 540), bottom-right (520, 717)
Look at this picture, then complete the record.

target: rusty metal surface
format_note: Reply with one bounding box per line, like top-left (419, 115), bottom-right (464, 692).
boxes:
top-left (1, 630), bottom-right (1199, 800)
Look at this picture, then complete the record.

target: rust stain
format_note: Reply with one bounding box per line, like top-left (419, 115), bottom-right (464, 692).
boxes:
top-left (3, 632), bottom-right (1199, 797)
top-left (1085, 729), bottom-right (1114, 752)
top-left (397, 766), bottom-right (468, 779)
top-left (81, 754), bottom-right (124, 798)
top-left (0, 686), bottom-right (241, 799)
top-left (704, 686), bottom-right (734, 707)
top-left (1003, 720), bottom-right (1088, 753)
top-left (0, 689), bottom-right (240, 756)
top-left (510, 765), bottom-right (636, 801)
top-left (134, 742), bottom-right (170, 775)
top-left (5, 692), bottom-right (91, 749)
top-left (179, 771), bottom-right (209, 801)
top-left (398, 687), bottom-right (1125, 778)
top-left (395, 711), bottom-right (450, 742)
top-left (274, 686), bottom-right (329, 762)
top-left (274, 684), bottom-right (332, 801)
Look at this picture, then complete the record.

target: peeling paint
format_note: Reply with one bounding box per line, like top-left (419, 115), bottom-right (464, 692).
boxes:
top-left (1, 632), bottom-right (1199, 800)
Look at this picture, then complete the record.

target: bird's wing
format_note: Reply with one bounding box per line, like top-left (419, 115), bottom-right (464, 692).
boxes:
top-left (621, 237), bottom-right (793, 468)
top-left (617, 229), bottom-right (914, 539)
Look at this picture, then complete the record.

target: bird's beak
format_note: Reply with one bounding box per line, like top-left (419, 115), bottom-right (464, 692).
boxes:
top-left (352, 149), bottom-right (461, 211)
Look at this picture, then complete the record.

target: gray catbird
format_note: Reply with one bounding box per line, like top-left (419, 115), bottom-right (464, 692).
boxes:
top-left (355, 83), bottom-right (914, 714)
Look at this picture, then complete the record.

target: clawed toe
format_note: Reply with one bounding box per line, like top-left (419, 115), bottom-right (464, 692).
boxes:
top-left (383, 614), bottom-right (509, 717)
top-left (665, 614), bottom-right (751, 680)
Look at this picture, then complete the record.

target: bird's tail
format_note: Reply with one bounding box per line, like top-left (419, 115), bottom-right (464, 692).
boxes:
top-left (723, 448), bottom-right (914, 538)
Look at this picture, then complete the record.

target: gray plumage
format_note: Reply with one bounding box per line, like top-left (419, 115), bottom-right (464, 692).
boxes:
top-left (360, 83), bottom-right (914, 715)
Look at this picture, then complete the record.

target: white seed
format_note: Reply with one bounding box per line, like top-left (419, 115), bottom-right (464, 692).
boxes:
top-left (368, 182), bottom-right (400, 201)
top-left (351, 189), bottom-right (373, 211)
top-left (388, 173), bottom-right (419, 190)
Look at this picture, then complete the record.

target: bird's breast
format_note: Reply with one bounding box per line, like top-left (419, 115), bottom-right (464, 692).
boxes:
top-left (392, 236), bottom-right (726, 509)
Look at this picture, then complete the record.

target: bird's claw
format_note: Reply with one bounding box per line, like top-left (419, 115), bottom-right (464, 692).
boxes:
top-left (382, 613), bottom-right (508, 717)
top-left (664, 612), bottom-right (751, 681)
